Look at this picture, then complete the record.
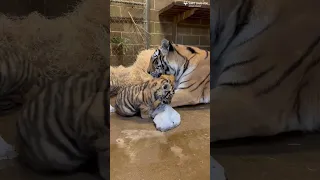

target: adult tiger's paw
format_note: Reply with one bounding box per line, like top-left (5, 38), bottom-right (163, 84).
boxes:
top-left (153, 105), bottom-right (180, 132)
top-left (110, 105), bottom-right (115, 113)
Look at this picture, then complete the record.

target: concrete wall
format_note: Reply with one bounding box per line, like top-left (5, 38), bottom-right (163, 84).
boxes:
top-left (110, 0), bottom-right (210, 66)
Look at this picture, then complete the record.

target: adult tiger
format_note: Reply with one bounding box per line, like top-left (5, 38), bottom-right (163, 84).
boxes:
top-left (147, 39), bottom-right (210, 107)
top-left (210, 0), bottom-right (320, 142)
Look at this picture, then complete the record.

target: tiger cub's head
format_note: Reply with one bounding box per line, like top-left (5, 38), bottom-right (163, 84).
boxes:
top-left (151, 74), bottom-right (175, 105)
top-left (147, 39), bottom-right (204, 78)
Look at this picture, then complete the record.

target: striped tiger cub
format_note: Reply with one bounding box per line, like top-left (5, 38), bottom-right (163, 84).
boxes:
top-left (114, 74), bottom-right (175, 119)
top-left (0, 44), bottom-right (50, 114)
top-left (16, 70), bottom-right (108, 179)
top-left (147, 39), bottom-right (210, 107)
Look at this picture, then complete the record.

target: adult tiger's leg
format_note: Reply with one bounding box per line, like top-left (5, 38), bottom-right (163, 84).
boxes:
top-left (170, 75), bottom-right (210, 107)
top-left (210, 87), bottom-right (285, 142)
top-left (170, 86), bottom-right (210, 107)
top-left (170, 89), bottom-right (199, 107)
top-left (200, 81), bottom-right (210, 104)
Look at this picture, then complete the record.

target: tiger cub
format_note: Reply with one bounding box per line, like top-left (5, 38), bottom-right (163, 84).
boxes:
top-left (16, 71), bottom-right (108, 179)
top-left (0, 44), bottom-right (50, 114)
top-left (114, 74), bottom-right (175, 119)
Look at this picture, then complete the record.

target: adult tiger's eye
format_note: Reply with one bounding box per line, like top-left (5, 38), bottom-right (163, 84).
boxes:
top-left (163, 84), bottom-right (168, 89)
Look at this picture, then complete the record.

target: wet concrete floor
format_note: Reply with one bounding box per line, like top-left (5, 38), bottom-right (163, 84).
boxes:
top-left (0, 102), bottom-right (210, 180)
top-left (110, 100), bottom-right (210, 180)
top-left (1, 104), bottom-right (319, 180)
top-left (213, 132), bottom-right (320, 180)
top-left (0, 105), bottom-right (320, 180)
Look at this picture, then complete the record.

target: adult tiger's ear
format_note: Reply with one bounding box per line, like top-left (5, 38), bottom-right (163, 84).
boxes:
top-left (160, 39), bottom-right (174, 56)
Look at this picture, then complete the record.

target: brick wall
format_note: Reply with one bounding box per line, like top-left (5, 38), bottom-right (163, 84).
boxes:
top-left (110, 0), bottom-right (210, 66)
top-left (149, 0), bottom-right (210, 49)
top-left (110, 0), bottom-right (147, 66)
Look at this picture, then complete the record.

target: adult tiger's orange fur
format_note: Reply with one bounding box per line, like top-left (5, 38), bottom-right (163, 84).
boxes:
top-left (114, 74), bottom-right (175, 119)
top-left (147, 39), bottom-right (210, 107)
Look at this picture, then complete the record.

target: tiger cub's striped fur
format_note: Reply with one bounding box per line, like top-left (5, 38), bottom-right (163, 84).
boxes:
top-left (16, 71), bottom-right (108, 178)
top-left (147, 39), bottom-right (210, 107)
top-left (0, 45), bottom-right (50, 114)
top-left (114, 74), bottom-right (175, 119)
top-left (110, 50), bottom-right (154, 97)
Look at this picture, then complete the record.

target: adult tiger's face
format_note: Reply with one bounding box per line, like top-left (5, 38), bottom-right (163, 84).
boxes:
top-left (147, 39), bottom-right (197, 78)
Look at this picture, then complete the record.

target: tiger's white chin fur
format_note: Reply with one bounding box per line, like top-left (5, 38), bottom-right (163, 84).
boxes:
top-left (152, 105), bottom-right (181, 132)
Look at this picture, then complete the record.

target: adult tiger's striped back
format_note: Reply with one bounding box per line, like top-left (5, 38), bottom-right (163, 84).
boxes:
top-left (147, 39), bottom-right (210, 107)
top-left (0, 44), bottom-right (50, 114)
top-left (16, 71), bottom-right (108, 179)
top-left (210, 0), bottom-right (320, 142)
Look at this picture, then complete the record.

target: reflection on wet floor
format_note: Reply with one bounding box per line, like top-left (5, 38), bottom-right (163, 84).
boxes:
top-left (212, 132), bottom-right (320, 180)
top-left (110, 103), bottom-right (210, 180)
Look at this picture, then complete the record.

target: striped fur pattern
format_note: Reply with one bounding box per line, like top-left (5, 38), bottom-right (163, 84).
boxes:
top-left (110, 50), bottom-right (154, 113)
top-left (210, 0), bottom-right (320, 142)
top-left (114, 74), bottom-right (175, 119)
top-left (0, 45), bottom-right (50, 114)
top-left (16, 71), bottom-right (108, 178)
top-left (110, 59), bottom-right (153, 97)
top-left (147, 39), bottom-right (210, 107)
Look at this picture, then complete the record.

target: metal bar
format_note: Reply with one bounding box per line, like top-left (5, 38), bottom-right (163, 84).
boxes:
top-left (145, 0), bottom-right (150, 49)
top-left (172, 20), bottom-right (177, 43)
top-left (110, 0), bottom-right (146, 6)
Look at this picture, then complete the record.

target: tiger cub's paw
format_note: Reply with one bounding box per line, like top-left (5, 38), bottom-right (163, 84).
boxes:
top-left (110, 105), bottom-right (115, 113)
